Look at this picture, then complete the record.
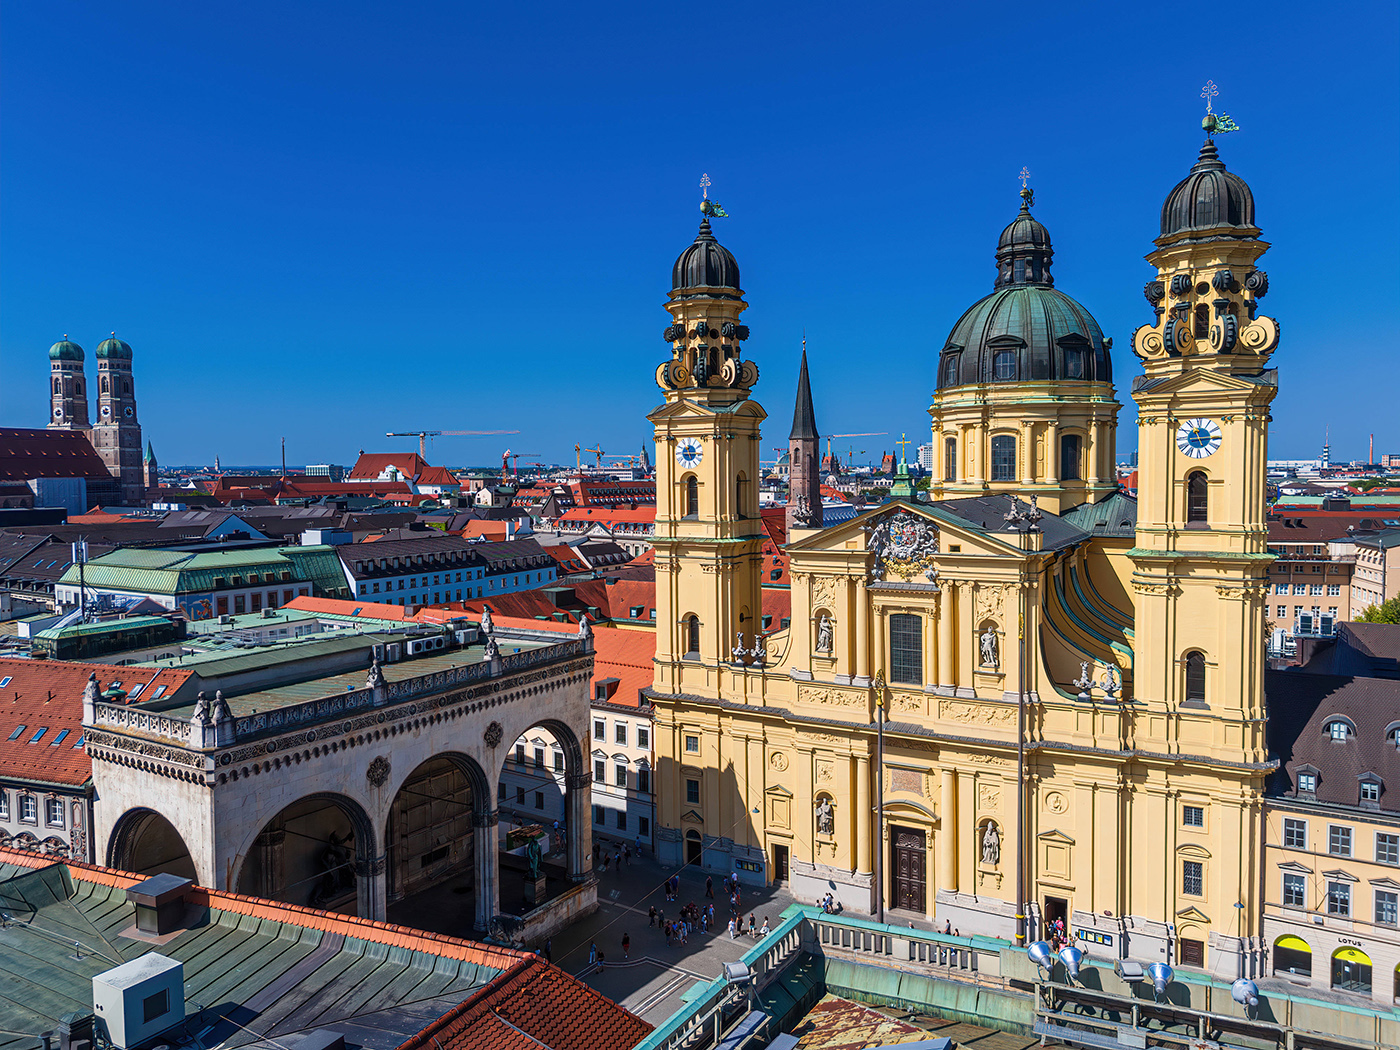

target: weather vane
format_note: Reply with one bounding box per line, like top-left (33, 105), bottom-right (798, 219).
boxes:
top-left (699, 173), bottom-right (729, 218)
top-left (1019, 166), bottom-right (1031, 189)
top-left (1200, 80), bottom-right (1240, 137)
top-left (1018, 166), bottom-right (1034, 208)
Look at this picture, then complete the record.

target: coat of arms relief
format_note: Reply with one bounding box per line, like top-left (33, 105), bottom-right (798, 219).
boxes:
top-left (864, 509), bottom-right (939, 582)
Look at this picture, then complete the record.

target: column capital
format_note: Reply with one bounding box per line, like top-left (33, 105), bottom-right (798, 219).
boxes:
top-left (473, 808), bottom-right (500, 828)
top-left (354, 852), bottom-right (387, 878)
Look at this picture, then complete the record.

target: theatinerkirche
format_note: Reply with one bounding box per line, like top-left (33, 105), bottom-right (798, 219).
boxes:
top-left (645, 116), bottom-right (1280, 980)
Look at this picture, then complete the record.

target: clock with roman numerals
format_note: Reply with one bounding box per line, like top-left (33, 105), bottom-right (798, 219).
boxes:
top-left (1176, 418), bottom-right (1222, 459)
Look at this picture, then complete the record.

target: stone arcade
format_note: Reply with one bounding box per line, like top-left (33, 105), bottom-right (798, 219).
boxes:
top-left (83, 623), bottom-right (596, 938)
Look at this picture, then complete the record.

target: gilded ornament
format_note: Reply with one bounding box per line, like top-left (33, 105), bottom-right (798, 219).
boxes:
top-left (865, 509), bottom-right (940, 582)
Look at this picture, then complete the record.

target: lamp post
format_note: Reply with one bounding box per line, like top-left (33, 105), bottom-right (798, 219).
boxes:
top-left (1002, 496), bottom-right (1041, 947)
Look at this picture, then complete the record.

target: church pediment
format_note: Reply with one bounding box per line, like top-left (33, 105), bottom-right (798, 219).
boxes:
top-left (1038, 829), bottom-right (1075, 845)
top-left (787, 499), bottom-right (1022, 562)
top-left (764, 784), bottom-right (793, 798)
top-left (647, 398), bottom-right (767, 424)
top-left (1175, 905), bottom-right (1211, 923)
top-left (1131, 366), bottom-right (1272, 401)
top-left (681, 809), bottom-right (705, 824)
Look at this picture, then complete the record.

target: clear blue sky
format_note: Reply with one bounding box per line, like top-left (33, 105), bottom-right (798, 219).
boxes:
top-left (2, 3), bottom-right (1396, 468)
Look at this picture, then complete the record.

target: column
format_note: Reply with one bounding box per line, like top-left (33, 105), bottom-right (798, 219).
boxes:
top-left (1088, 421), bottom-right (1103, 486)
top-left (855, 753), bottom-right (872, 880)
top-left (1046, 422), bottom-right (1060, 484)
top-left (939, 769), bottom-right (957, 894)
top-left (566, 771), bottom-right (593, 882)
top-left (854, 580), bottom-right (870, 685)
top-left (938, 582), bottom-right (955, 693)
top-left (473, 807), bottom-right (501, 932)
top-left (876, 606), bottom-right (888, 683)
top-left (932, 428), bottom-right (945, 485)
top-left (356, 850), bottom-right (388, 923)
top-left (971, 426), bottom-right (985, 485)
top-left (1020, 421), bottom-right (1035, 485)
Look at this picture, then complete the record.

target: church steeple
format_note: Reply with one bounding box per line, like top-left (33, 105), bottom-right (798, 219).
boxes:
top-left (787, 342), bottom-right (822, 531)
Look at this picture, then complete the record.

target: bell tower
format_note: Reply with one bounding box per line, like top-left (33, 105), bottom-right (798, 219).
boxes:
top-left (47, 337), bottom-right (90, 431)
top-left (787, 342), bottom-right (822, 532)
top-left (91, 333), bottom-right (146, 504)
top-left (649, 187), bottom-right (766, 692)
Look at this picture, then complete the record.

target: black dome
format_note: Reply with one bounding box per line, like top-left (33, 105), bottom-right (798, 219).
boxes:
top-left (937, 189), bottom-right (1110, 390)
top-left (1160, 139), bottom-right (1255, 239)
top-left (671, 218), bottom-right (741, 300)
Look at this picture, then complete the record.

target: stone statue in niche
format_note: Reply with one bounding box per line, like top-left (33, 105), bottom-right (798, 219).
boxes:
top-left (981, 821), bottom-right (1001, 866)
top-left (815, 614), bottom-right (833, 653)
top-left (815, 797), bottom-right (835, 836)
top-left (979, 626), bottom-right (999, 668)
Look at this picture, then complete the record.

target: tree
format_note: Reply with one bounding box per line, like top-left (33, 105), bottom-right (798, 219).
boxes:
top-left (1356, 597), bottom-right (1400, 624)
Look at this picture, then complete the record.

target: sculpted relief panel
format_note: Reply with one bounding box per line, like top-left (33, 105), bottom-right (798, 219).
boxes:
top-left (797, 686), bottom-right (864, 708)
top-left (940, 700), bottom-right (1016, 729)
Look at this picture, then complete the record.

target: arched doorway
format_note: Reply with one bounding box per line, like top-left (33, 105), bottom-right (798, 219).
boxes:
top-left (686, 829), bottom-right (703, 865)
top-left (1273, 934), bottom-right (1312, 977)
top-left (108, 809), bottom-right (198, 883)
top-left (383, 754), bottom-right (489, 932)
top-left (236, 794), bottom-right (373, 916)
top-left (1332, 946), bottom-right (1372, 995)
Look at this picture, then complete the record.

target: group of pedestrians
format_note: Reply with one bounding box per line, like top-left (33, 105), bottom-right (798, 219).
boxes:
top-left (726, 912), bottom-right (769, 939)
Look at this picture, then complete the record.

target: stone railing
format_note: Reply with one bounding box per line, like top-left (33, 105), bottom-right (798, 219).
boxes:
top-left (805, 908), bottom-right (1003, 983)
top-left (91, 635), bottom-right (589, 749)
top-left (90, 704), bottom-right (191, 745)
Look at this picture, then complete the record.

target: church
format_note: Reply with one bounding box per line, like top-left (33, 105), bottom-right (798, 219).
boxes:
top-left (646, 124), bottom-right (1278, 980)
top-left (45, 332), bottom-right (151, 504)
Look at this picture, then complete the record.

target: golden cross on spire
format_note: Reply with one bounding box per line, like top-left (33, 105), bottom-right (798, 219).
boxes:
top-left (896, 432), bottom-right (912, 458)
top-left (1201, 80), bottom-right (1218, 115)
top-left (700, 173), bottom-right (711, 201)
top-left (1018, 166), bottom-right (1031, 189)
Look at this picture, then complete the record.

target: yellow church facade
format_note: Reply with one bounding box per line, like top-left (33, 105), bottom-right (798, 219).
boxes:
top-left (646, 134), bottom-right (1281, 980)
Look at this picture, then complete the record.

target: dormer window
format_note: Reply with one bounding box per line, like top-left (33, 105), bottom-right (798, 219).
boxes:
top-left (1360, 779), bottom-right (1381, 807)
top-left (1297, 771), bottom-right (1318, 794)
top-left (1326, 720), bottom-right (1353, 741)
top-left (941, 352), bottom-right (961, 387)
top-left (993, 350), bottom-right (1017, 381)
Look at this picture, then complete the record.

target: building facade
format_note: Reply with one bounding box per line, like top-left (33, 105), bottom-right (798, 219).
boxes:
top-left (647, 131), bottom-right (1283, 980)
top-left (340, 535), bottom-right (557, 606)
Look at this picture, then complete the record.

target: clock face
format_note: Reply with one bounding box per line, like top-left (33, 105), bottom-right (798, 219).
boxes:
top-left (1176, 417), bottom-right (1222, 459)
top-left (675, 437), bottom-right (704, 469)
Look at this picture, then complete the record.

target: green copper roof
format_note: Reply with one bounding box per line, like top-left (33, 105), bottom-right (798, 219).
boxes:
top-left (48, 338), bottom-right (84, 362)
top-left (95, 334), bottom-right (132, 359)
top-left (56, 545), bottom-right (346, 596)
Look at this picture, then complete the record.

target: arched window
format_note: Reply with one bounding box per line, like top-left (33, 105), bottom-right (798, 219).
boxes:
top-left (1187, 471), bottom-right (1208, 524)
top-left (993, 350), bottom-right (1017, 381)
top-left (1060, 434), bottom-right (1082, 481)
top-left (944, 436), bottom-right (957, 481)
top-left (685, 615), bottom-right (700, 656)
top-left (684, 476), bottom-right (699, 518)
top-left (1064, 348), bottom-right (1085, 379)
top-left (1194, 303), bottom-right (1210, 339)
top-left (991, 435), bottom-right (1016, 481)
top-left (941, 353), bottom-right (960, 386)
top-left (1184, 651), bottom-right (1206, 703)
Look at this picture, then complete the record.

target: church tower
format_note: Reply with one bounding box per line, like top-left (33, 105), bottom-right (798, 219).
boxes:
top-left (787, 343), bottom-right (822, 532)
top-left (90, 333), bottom-right (146, 504)
top-left (144, 442), bottom-right (159, 491)
top-left (47, 337), bottom-right (91, 430)
top-left (1128, 112), bottom-right (1278, 973)
top-left (649, 194), bottom-right (766, 693)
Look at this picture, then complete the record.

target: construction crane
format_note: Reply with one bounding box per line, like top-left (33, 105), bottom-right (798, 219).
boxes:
top-left (824, 433), bottom-right (886, 461)
top-left (386, 429), bottom-right (520, 458)
top-left (501, 451), bottom-right (541, 481)
top-left (574, 444), bottom-right (605, 470)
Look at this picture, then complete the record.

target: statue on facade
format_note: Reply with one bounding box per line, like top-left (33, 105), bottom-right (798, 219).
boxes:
top-left (577, 614), bottom-right (592, 639)
top-left (191, 690), bottom-right (210, 725)
top-left (82, 673), bottom-right (100, 708)
top-left (982, 821), bottom-right (1001, 866)
top-left (484, 634), bottom-right (500, 660)
top-left (525, 837), bottom-right (543, 881)
top-left (211, 690), bottom-right (232, 723)
top-left (815, 613), bottom-right (833, 653)
top-left (979, 626), bottom-right (999, 668)
top-left (815, 797), bottom-right (835, 836)
top-left (480, 605), bottom-right (494, 634)
top-left (366, 657), bottom-right (385, 690)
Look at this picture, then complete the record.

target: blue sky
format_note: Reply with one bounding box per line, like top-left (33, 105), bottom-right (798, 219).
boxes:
top-left (2, 3), bottom-right (1396, 468)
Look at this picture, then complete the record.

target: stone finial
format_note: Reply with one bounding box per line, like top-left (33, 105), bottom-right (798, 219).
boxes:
top-left (82, 673), bottom-right (100, 707)
top-left (484, 635), bottom-right (500, 660)
top-left (577, 614), bottom-right (591, 638)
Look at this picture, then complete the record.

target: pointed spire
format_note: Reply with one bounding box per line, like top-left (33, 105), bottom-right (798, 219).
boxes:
top-left (144, 440), bottom-right (155, 463)
top-left (790, 340), bottom-right (819, 441)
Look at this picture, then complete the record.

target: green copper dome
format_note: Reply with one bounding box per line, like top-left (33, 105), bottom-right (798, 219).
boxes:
top-left (48, 338), bottom-right (84, 362)
top-left (937, 189), bottom-right (1110, 390)
top-left (95, 334), bottom-right (133, 360)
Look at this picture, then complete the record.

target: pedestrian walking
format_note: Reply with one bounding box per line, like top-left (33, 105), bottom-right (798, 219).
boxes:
top-left (635, 835), bottom-right (642, 855)
top-left (624, 845), bottom-right (630, 865)
top-left (588, 941), bottom-right (597, 965)
top-left (648, 905), bottom-right (657, 927)
top-left (705, 876), bottom-right (713, 898)
top-left (748, 913), bottom-right (756, 937)
top-left (728, 918), bottom-right (737, 939)
top-left (760, 917), bottom-right (770, 937)
top-left (602, 853), bottom-right (610, 872)
top-left (543, 938), bottom-right (552, 963)
top-left (614, 851), bottom-right (621, 871)
top-left (596, 950), bottom-right (605, 973)
top-left (622, 933), bottom-right (630, 959)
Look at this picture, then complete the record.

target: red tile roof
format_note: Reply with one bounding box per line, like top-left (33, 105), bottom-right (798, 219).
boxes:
top-left (281, 595), bottom-right (418, 620)
top-left (591, 627), bottom-right (656, 706)
top-left (0, 428), bottom-right (112, 482)
top-left (394, 955), bottom-right (651, 1050)
top-left (348, 452), bottom-right (430, 482)
top-left (415, 465), bottom-right (461, 487)
top-left (0, 659), bottom-right (196, 787)
top-left (558, 506), bottom-right (656, 526)
top-left (456, 520), bottom-right (514, 541)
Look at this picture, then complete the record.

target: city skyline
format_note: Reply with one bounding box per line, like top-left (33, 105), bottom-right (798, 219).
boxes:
top-left (1, 3), bottom-right (1396, 464)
